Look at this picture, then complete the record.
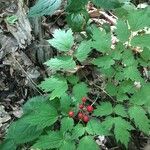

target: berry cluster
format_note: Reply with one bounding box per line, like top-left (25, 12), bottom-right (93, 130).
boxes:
top-left (68, 97), bottom-right (94, 123)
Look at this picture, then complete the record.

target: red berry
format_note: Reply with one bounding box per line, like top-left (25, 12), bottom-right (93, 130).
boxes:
top-left (87, 105), bottom-right (94, 112)
top-left (82, 115), bottom-right (89, 123)
top-left (79, 104), bottom-right (84, 109)
top-left (78, 112), bottom-right (83, 119)
top-left (68, 111), bottom-right (74, 118)
top-left (82, 97), bottom-right (87, 103)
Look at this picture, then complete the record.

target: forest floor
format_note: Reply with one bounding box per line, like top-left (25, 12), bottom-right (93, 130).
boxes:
top-left (0, 0), bottom-right (150, 149)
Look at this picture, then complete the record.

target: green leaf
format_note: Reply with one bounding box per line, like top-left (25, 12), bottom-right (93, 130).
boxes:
top-left (60, 94), bottom-right (71, 114)
top-left (6, 118), bottom-right (43, 144)
top-left (123, 65), bottom-right (142, 81)
top-left (75, 40), bottom-right (92, 61)
top-left (67, 75), bottom-right (79, 85)
top-left (100, 67), bottom-right (116, 77)
top-left (66, 10), bottom-right (89, 32)
top-left (61, 117), bottom-right (74, 133)
top-left (86, 119), bottom-right (109, 135)
top-left (73, 82), bottom-right (89, 101)
top-left (127, 9), bottom-right (150, 31)
top-left (23, 96), bottom-right (47, 114)
top-left (92, 0), bottom-right (122, 9)
top-left (44, 56), bottom-right (76, 71)
top-left (122, 49), bottom-right (136, 66)
top-left (113, 117), bottom-right (133, 147)
top-left (130, 83), bottom-right (150, 106)
top-left (94, 102), bottom-right (113, 117)
top-left (131, 34), bottom-right (150, 48)
top-left (28, 0), bottom-right (62, 17)
top-left (140, 47), bottom-right (150, 61)
top-left (101, 116), bottom-right (114, 131)
top-left (66, 0), bottom-right (88, 12)
top-left (71, 124), bottom-right (85, 139)
top-left (48, 29), bottom-right (74, 51)
top-left (110, 42), bottom-right (124, 60)
top-left (116, 20), bottom-right (130, 42)
top-left (118, 80), bottom-right (134, 94)
top-left (23, 103), bottom-right (58, 129)
top-left (77, 136), bottom-right (99, 150)
top-left (114, 104), bottom-right (128, 117)
top-left (60, 140), bottom-right (76, 150)
top-left (33, 131), bottom-right (63, 149)
top-left (92, 55), bottom-right (115, 69)
top-left (91, 27), bottom-right (111, 53)
top-left (0, 140), bottom-right (16, 150)
top-left (5, 15), bottom-right (18, 25)
top-left (128, 106), bottom-right (150, 134)
top-left (105, 82), bottom-right (118, 96)
top-left (116, 92), bottom-right (129, 102)
top-left (39, 76), bottom-right (68, 99)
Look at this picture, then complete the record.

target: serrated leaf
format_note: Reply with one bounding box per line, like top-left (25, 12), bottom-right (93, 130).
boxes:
top-left (103, 116), bottom-right (133, 147)
top-left (60, 140), bottom-right (76, 150)
top-left (113, 117), bottom-right (133, 147)
top-left (123, 65), bottom-right (142, 81)
top-left (100, 67), bottom-right (116, 77)
top-left (39, 76), bottom-right (68, 100)
top-left (128, 106), bottom-right (150, 134)
top-left (23, 96), bottom-right (47, 114)
top-left (75, 40), bottom-right (92, 61)
top-left (6, 118), bottom-right (43, 144)
top-left (140, 47), bottom-right (150, 61)
top-left (105, 82), bottom-right (118, 96)
top-left (77, 136), bottom-right (99, 150)
top-left (127, 9), bottom-right (150, 31)
top-left (86, 119), bottom-right (109, 135)
top-left (130, 83), bottom-right (150, 105)
top-left (131, 34), bottom-right (150, 48)
top-left (114, 104), bottom-right (128, 117)
top-left (66, 10), bottom-right (89, 32)
top-left (116, 20), bottom-right (130, 42)
top-left (28, 0), bottom-right (62, 17)
top-left (91, 27), bottom-right (111, 53)
top-left (33, 131), bottom-right (63, 149)
top-left (94, 102), bottom-right (113, 117)
top-left (61, 117), bottom-right (74, 133)
top-left (73, 82), bottom-right (89, 101)
top-left (71, 124), bottom-right (85, 139)
top-left (92, 0), bottom-right (122, 9)
top-left (110, 43), bottom-right (124, 60)
top-left (60, 94), bottom-right (71, 114)
top-left (92, 55), bottom-right (115, 69)
top-left (48, 29), bottom-right (74, 51)
top-left (44, 56), bottom-right (76, 71)
top-left (23, 103), bottom-right (58, 129)
top-left (101, 116), bottom-right (114, 130)
top-left (122, 49), bottom-right (136, 66)
top-left (67, 75), bottom-right (79, 85)
top-left (118, 80), bottom-right (134, 94)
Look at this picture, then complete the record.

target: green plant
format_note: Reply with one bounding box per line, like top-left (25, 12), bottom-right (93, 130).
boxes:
top-left (1, 0), bottom-right (150, 150)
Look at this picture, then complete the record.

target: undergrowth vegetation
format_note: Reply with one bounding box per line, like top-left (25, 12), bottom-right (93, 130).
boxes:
top-left (1, 0), bottom-right (150, 149)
